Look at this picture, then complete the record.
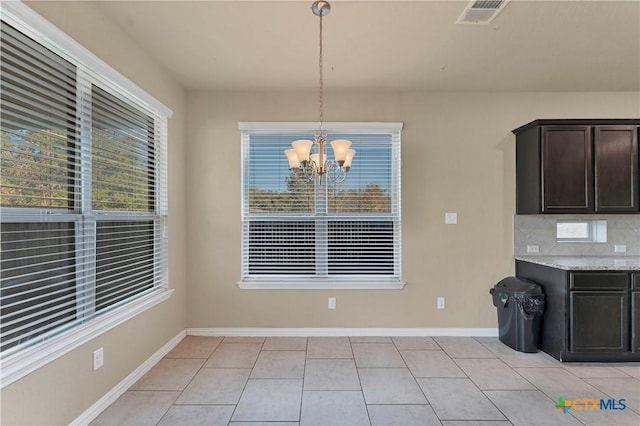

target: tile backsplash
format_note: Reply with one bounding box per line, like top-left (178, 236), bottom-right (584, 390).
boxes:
top-left (514, 215), bottom-right (640, 256)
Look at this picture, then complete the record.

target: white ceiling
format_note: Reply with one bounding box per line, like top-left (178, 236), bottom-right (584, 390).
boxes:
top-left (92, 0), bottom-right (639, 92)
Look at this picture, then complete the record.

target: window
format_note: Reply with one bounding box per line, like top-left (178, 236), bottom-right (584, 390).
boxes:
top-left (0, 3), bottom-right (171, 384)
top-left (239, 123), bottom-right (403, 289)
top-left (556, 220), bottom-right (607, 243)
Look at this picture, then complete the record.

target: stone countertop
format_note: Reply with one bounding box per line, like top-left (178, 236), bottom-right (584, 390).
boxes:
top-left (515, 256), bottom-right (640, 271)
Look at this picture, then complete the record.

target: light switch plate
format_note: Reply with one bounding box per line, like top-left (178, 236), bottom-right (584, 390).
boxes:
top-left (614, 245), bottom-right (627, 253)
top-left (445, 212), bottom-right (457, 225)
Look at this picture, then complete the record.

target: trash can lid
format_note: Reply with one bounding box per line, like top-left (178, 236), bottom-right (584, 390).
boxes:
top-left (495, 276), bottom-right (543, 296)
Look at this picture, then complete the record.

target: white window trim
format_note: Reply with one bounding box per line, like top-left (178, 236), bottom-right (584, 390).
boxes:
top-left (238, 122), bottom-right (404, 290)
top-left (0, 1), bottom-right (173, 387)
top-left (239, 121), bottom-right (403, 132)
top-left (237, 279), bottom-right (405, 290)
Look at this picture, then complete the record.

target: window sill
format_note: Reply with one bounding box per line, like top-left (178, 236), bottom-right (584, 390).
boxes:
top-left (0, 288), bottom-right (173, 389)
top-left (237, 279), bottom-right (406, 290)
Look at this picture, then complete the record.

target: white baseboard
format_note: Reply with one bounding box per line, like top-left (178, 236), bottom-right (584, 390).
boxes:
top-left (187, 327), bottom-right (498, 337)
top-left (70, 329), bottom-right (186, 426)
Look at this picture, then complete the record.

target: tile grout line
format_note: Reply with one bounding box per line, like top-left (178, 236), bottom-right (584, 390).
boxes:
top-left (299, 337), bottom-right (309, 424)
top-left (452, 356), bottom-right (540, 392)
top-left (153, 336), bottom-right (223, 425)
top-left (225, 336), bottom-right (264, 424)
top-left (445, 352), bottom-right (511, 423)
top-left (502, 371), bottom-right (606, 426)
top-left (579, 376), bottom-right (640, 417)
top-left (350, 337), bottom-right (373, 426)
top-left (420, 338), bottom-right (514, 424)
top-left (392, 335), bottom-right (432, 406)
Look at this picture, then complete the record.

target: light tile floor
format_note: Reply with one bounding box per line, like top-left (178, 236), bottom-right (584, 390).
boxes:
top-left (91, 336), bottom-right (640, 426)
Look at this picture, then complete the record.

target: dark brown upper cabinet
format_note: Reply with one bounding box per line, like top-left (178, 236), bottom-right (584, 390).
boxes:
top-left (594, 126), bottom-right (639, 212)
top-left (542, 126), bottom-right (592, 213)
top-left (513, 119), bottom-right (640, 214)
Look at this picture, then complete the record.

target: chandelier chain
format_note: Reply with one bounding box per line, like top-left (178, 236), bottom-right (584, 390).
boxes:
top-left (318, 10), bottom-right (324, 133)
top-left (283, 1), bottom-right (350, 184)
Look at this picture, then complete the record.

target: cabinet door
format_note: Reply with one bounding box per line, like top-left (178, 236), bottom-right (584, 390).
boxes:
top-left (570, 291), bottom-right (628, 352)
top-left (542, 126), bottom-right (593, 213)
top-left (632, 292), bottom-right (640, 353)
top-left (594, 126), bottom-right (639, 212)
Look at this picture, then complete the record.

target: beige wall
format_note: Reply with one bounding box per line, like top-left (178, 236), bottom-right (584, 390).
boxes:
top-left (2, 1), bottom-right (639, 425)
top-left (186, 91), bottom-right (639, 329)
top-left (1, 2), bottom-right (187, 425)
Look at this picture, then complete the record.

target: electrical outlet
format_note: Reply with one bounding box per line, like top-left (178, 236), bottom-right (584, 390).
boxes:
top-left (614, 245), bottom-right (627, 253)
top-left (328, 297), bottom-right (336, 310)
top-left (527, 245), bottom-right (539, 253)
top-left (93, 347), bottom-right (104, 371)
top-left (437, 297), bottom-right (445, 310)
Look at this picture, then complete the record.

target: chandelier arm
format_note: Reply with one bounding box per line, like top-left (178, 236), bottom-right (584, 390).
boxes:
top-left (325, 160), bottom-right (347, 183)
top-left (301, 163), bottom-right (315, 182)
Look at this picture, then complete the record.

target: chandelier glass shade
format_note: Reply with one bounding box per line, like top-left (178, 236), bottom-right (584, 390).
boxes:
top-left (284, 1), bottom-right (354, 183)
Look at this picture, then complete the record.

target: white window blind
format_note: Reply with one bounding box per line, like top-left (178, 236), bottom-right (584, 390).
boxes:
top-left (0, 16), bottom-right (169, 360)
top-left (240, 123), bottom-right (402, 289)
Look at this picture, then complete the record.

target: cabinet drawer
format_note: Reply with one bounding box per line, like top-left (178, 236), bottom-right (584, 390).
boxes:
top-left (570, 272), bottom-right (629, 290)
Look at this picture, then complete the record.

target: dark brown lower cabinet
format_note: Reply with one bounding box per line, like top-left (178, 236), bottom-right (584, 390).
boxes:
top-left (570, 292), bottom-right (627, 352)
top-left (516, 260), bottom-right (639, 362)
top-left (632, 292), bottom-right (640, 353)
top-left (632, 273), bottom-right (640, 353)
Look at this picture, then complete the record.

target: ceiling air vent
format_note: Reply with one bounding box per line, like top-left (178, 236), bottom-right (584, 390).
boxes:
top-left (456, 0), bottom-right (510, 25)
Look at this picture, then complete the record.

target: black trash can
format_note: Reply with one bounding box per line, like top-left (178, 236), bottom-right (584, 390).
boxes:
top-left (490, 277), bottom-right (545, 353)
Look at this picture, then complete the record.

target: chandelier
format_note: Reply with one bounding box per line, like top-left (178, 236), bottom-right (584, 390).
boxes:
top-left (284, 1), bottom-right (355, 183)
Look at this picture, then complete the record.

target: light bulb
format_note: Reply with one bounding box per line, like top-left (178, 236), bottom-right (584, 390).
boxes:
top-left (331, 139), bottom-right (352, 165)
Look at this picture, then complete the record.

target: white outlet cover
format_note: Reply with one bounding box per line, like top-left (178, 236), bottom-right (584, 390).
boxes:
top-left (445, 212), bottom-right (457, 225)
top-left (436, 297), bottom-right (445, 309)
top-left (328, 297), bottom-right (336, 309)
top-left (93, 347), bottom-right (104, 371)
top-left (614, 245), bottom-right (627, 253)
top-left (527, 245), bottom-right (539, 253)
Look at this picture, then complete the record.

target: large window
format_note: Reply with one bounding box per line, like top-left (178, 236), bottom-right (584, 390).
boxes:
top-left (0, 5), bottom-right (170, 381)
top-left (239, 123), bottom-right (403, 289)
